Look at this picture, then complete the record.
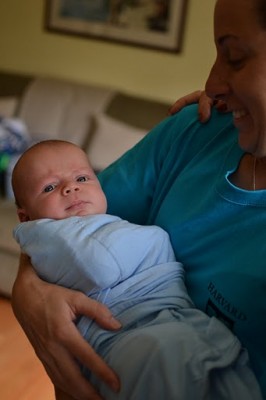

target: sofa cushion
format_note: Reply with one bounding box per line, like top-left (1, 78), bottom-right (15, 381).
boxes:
top-left (17, 77), bottom-right (116, 148)
top-left (87, 113), bottom-right (146, 172)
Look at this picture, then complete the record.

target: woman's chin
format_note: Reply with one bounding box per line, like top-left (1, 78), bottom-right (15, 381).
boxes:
top-left (237, 130), bottom-right (257, 155)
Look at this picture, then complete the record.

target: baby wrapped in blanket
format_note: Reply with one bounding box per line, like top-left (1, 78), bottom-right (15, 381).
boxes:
top-left (12, 140), bottom-right (262, 400)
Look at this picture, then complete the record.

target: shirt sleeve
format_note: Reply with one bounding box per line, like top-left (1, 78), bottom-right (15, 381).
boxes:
top-left (98, 105), bottom-right (233, 225)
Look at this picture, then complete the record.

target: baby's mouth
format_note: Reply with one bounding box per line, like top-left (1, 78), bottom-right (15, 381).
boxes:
top-left (66, 200), bottom-right (86, 210)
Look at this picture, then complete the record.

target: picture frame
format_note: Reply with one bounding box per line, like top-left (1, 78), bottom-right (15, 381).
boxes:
top-left (44, 0), bottom-right (189, 52)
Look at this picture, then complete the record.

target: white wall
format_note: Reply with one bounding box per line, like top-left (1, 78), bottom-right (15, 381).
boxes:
top-left (0, 0), bottom-right (216, 103)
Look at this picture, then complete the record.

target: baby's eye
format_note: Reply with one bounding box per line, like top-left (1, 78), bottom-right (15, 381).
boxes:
top-left (77, 176), bottom-right (89, 182)
top-left (44, 184), bottom-right (56, 193)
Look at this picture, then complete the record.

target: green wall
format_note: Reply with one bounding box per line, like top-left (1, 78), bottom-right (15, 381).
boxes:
top-left (0, 0), bottom-right (216, 103)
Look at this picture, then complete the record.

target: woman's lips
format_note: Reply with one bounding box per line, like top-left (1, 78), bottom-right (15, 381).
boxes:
top-left (232, 109), bottom-right (248, 120)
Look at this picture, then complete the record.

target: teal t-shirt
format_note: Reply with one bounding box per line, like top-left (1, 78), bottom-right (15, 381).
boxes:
top-left (99, 104), bottom-right (266, 397)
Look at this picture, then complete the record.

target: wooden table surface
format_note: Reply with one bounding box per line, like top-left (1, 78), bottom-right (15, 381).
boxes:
top-left (0, 296), bottom-right (54, 400)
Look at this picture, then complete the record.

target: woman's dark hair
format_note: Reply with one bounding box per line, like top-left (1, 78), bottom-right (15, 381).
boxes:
top-left (256, 0), bottom-right (266, 29)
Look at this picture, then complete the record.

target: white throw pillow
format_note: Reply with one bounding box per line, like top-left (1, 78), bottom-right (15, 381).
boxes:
top-left (18, 78), bottom-right (107, 148)
top-left (87, 113), bottom-right (146, 171)
top-left (0, 97), bottom-right (18, 118)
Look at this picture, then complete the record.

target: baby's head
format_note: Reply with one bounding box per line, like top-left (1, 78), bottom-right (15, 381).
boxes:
top-left (12, 140), bottom-right (107, 222)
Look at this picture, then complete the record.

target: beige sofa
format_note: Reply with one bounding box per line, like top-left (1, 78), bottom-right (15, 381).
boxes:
top-left (0, 70), bottom-right (170, 297)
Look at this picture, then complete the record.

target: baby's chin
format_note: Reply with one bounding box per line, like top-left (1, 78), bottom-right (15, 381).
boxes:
top-left (64, 208), bottom-right (102, 218)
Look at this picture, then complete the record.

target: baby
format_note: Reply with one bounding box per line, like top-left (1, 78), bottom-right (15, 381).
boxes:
top-left (12, 140), bottom-right (262, 400)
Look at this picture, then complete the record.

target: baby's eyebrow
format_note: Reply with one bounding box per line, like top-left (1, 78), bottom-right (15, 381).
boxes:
top-left (74, 168), bottom-right (91, 174)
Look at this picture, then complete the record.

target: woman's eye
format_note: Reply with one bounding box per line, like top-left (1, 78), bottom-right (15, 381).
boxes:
top-left (44, 184), bottom-right (55, 193)
top-left (228, 59), bottom-right (244, 68)
top-left (227, 54), bottom-right (246, 69)
top-left (77, 176), bottom-right (88, 182)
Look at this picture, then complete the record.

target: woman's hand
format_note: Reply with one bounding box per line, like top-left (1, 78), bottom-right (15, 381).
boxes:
top-left (54, 387), bottom-right (77, 400)
top-left (12, 254), bottom-right (121, 400)
top-left (168, 90), bottom-right (228, 122)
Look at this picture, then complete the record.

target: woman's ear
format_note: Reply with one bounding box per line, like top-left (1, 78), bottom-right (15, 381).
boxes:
top-left (17, 208), bottom-right (30, 222)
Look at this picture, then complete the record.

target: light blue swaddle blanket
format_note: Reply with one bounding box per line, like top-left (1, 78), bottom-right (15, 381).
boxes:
top-left (14, 214), bottom-right (263, 400)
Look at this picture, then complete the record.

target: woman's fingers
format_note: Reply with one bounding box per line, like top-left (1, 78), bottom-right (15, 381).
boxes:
top-left (55, 387), bottom-right (76, 400)
top-left (55, 387), bottom-right (80, 400)
top-left (197, 91), bottom-right (214, 122)
top-left (50, 305), bottom-right (120, 393)
top-left (69, 294), bottom-right (121, 331)
top-left (168, 90), bottom-right (225, 123)
top-left (168, 90), bottom-right (203, 115)
top-left (42, 340), bottom-right (103, 400)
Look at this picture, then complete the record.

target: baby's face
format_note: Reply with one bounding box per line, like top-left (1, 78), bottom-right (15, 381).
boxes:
top-left (16, 143), bottom-right (107, 221)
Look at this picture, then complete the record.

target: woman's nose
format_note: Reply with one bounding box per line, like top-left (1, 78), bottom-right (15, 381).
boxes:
top-left (205, 61), bottom-right (230, 101)
top-left (62, 182), bottom-right (80, 195)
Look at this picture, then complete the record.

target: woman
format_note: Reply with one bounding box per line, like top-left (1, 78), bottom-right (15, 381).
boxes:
top-left (12, 0), bottom-right (266, 399)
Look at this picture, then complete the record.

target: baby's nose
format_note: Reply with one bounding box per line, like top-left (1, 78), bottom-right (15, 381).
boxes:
top-left (62, 183), bottom-right (80, 195)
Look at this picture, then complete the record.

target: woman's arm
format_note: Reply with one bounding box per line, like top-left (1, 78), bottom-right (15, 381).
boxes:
top-left (168, 90), bottom-right (228, 122)
top-left (12, 254), bottom-right (121, 400)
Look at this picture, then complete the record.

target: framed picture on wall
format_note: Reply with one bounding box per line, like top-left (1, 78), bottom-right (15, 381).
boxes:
top-left (44, 0), bottom-right (189, 52)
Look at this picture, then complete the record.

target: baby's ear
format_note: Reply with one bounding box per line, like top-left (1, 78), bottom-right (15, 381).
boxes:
top-left (17, 208), bottom-right (30, 222)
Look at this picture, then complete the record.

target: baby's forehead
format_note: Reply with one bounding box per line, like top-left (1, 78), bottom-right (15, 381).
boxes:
top-left (23, 144), bottom-right (79, 164)
top-left (17, 143), bottom-right (91, 178)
